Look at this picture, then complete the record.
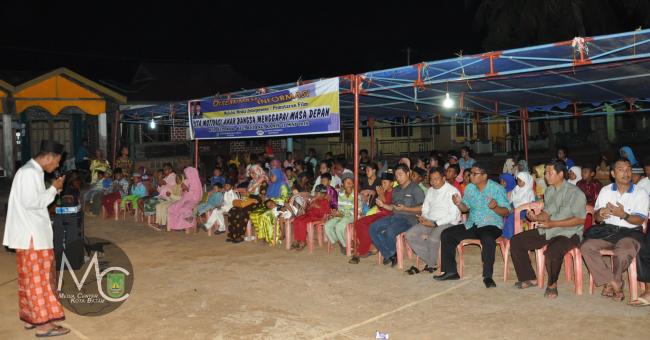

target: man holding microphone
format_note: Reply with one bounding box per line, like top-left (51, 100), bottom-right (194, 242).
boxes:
top-left (3, 140), bottom-right (70, 337)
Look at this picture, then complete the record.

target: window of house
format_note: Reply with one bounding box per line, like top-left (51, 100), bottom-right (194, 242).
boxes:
top-left (391, 117), bottom-right (413, 137)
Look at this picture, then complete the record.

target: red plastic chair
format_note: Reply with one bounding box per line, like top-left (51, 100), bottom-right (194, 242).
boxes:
top-left (587, 212), bottom-right (647, 301)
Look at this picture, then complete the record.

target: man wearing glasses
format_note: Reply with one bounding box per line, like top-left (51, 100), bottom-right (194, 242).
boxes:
top-left (434, 163), bottom-right (511, 288)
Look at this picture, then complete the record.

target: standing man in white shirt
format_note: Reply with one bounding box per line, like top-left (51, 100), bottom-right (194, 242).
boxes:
top-left (405, 167), bottom-right (461, 274)
top-left (581, 157), bottom-right (649, 302)
top-left (2, 140), bottom-right (70, 337)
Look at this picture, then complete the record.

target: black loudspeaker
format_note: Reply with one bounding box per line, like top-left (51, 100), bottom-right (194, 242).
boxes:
top-left (53, 212), bottom-right (85, 270)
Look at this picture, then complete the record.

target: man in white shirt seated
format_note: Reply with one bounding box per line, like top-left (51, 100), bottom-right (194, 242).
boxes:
top-left (581, 157), bottom-right (649, 302)
top-left (404, 167), bottom-right (461, 275)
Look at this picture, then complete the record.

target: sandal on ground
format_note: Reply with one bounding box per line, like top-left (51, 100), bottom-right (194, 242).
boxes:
top-left (35, 325), bottom-right (70, 337)
top-left (544, 287), bottom-right (558, 299)
top-left (359, 251), bottom-right (374, 258)
top-left (421, 265), bottom-right (436, 274)
top-left (405, 266), bottom-right (420, 275)
top-left (148, 223), bottom-right (162, 232)
top-left (348, 256), bottom-right (360, 264)
top-left (296, 243), bottom-right (306, 251)
top-left (612, 289), bottom-right (625, 302)
top-left (514, 280), bottom-right (536, 289)
top-left (601, 284), bottom-right (614, 297)
top-left (24, 324), bottom-right (36, 330)
top-left (628, 296), bottom-right (650, 307)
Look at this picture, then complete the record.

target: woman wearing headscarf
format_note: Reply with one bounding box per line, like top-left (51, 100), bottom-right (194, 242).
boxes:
top-left (167, 167), bottom-right (203, 231)
top-left (144, 163), bottom-right (177, 219)
top-left (499, 173), bottom-right (517, 200)
top-left (250, 160), bottom-right (290, 245)
top-left (152, 172), bottom-right (183, 229)
top-left (517, 160), bottom-right (529, 173)
top-left (568, 166), bottom-right (582, 185)
top-left (503, 171), bottom-right (536, 239)
top-left (227, 163), bottom-right (268, 243)
top-left (619, 146), bottom-right (639, 167)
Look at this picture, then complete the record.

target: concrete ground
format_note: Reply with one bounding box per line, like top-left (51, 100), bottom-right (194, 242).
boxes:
top-left (0, 215), bottom-right (648, 340)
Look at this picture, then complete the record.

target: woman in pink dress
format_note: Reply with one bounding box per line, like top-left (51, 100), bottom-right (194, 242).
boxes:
top-left (167, 167), bottom-right (203, 231)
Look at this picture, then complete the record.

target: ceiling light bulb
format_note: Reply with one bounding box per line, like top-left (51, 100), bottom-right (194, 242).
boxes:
top-left (442, 92), bottom-right (454, 109)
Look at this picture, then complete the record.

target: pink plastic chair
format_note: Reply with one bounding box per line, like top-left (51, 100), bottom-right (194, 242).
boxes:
top-left (344, 223), bottom-right (355, 257)
top-left (376, 233), bottom-right (414, 270)
top-left (114, 200), bottom-right (135, 221)
top-left (456, 236), bottom-right (509, 278)
top-left (283, 217), bottom-right (294, 250)
top-left (527, 203), bottom-right (583, 294)
top-left (306, 217), bottom-right (327, 253)
top-left (587, 212), bottom-right (647, 301)
top-left (509, 202), bottom-right (544, 282)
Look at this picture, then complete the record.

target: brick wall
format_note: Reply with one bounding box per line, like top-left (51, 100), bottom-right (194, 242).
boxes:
top-left (170, 127), bottom-right (187, 142)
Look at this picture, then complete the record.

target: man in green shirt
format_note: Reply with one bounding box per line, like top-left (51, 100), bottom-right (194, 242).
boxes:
top-left (510, 160), bottom-right (586, 299)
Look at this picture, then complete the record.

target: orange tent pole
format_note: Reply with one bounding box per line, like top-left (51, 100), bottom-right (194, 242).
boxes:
top-left (353, 75), bottom-right (360, 228)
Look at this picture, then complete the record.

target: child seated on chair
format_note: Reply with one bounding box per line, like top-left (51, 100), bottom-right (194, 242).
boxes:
top-left (197, 183), bottom-right (224, 217)
top-left (101, 168), bottom-right (129, 217)
top-left (83, 170), bottom-right (109, 205)
top-left (120, 173), bottom-right (147, 211)
top-left (201, 180), bottom-right (236, 234)
top-left (210, 167), bottom-right (226, 187)
top-left (324, 174), bottom-right (362, 255)
top-left (291, 184), bottom-right (331, 251)
top-left (320, 173), bottom-right (338, 210)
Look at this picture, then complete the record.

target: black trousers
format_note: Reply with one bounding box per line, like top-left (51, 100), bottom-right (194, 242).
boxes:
top-left (510, 229), bottom-right (579, 286)
top-left (440, 224), bottom-right (502, 278)
top-left (638, 232), bottom-right (650, 283)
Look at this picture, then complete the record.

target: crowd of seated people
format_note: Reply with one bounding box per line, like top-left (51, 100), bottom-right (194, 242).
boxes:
top-left (81, 145), bottom-right (650, 307)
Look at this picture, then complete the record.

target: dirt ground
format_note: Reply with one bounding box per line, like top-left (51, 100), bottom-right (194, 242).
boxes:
top-left (0, 214), bottom-right (648, 340)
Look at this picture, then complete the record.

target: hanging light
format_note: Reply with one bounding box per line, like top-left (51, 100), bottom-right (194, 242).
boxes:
top-left (442, 92), bottom-right (454, 109)
top-left (149, 118), bottom-right (156, 129)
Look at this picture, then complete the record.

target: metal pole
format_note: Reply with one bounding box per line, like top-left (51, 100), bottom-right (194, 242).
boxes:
top-left (112, 110), bottom-right (119, 167)
top-left (521, 109), bottom-right (529, 162)
top-left (353, 75), bottom-right (360, 231)
top-left (369, 118), bottom-right (375, 161)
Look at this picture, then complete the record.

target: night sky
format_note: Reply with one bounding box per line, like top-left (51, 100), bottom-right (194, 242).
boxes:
top-left (2, 1), bottom-right (649, 94)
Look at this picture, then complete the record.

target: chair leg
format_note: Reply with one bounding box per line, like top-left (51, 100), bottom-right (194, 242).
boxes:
top-left (396, 235), bottom-right (404, 270)
top-left (307, 223), bottom-right (314, 254)
top-left (536, 248), bottom-right (545, 288)
top-left (345, 224), bottom-right (354, 257)
top-left (317, 224), bottom-right (324, 247)
top-left (503, 243), bottom-right (510, 283)
top-left (457, 245), bottom-right (464, 278)
top-left (629, 259), bottom-right (639, 301)
top-left (564, 252), bottom-right (573, 283)
top-left (114, 200), bottom-right (120, 221)
top-left (572, 248), bottom-right (583, 295)
top-left (589, 273), bottom-right (595, 295)
top-left (285, 219), bottom-right (293, 251)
